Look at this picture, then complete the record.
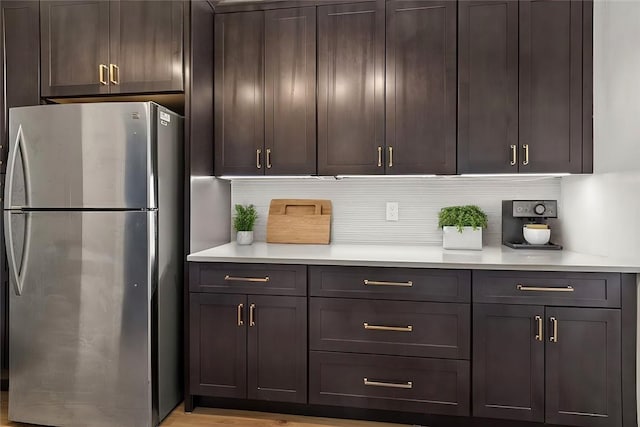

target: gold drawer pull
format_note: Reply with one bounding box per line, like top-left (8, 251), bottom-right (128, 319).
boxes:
top-left (510, 144), bottom-right (517, 166)
top-left (550, 316), bottom-right (558, 342)
top-left (517, 284), bottom-right (574, 292)
top-left (534, 315), bottom-right (543, 341)
top-left (364, 323), bottom-right (412, 332)
top-left (364, 279), bottom-right (413, 287)
top-left (249, 303), bottom-right (256, 327)
top-left (99, 64), bottom-right (109, 85)
top-left (364, 378), bottom-right (413, 389)
top-left (237, 303), bottom-right (244, 326)
top-left (522, 144), bottom-right (530, 165)
top-left (224, 275), bottom-right (270, 283)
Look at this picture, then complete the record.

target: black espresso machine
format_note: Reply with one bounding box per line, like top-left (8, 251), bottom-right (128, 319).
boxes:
top-left (502, 200), bottom-right (562, 250)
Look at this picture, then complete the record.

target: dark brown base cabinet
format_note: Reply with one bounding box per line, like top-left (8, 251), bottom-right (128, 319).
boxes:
top-left (189, 264), bottom-right (307, 404)
top-left (473, 271), bottom-right (632, 427)
top-left (188, 264), bottom-right (636, 427)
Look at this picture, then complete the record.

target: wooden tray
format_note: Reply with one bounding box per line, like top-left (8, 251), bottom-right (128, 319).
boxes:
top-left (266, 199), bottom-right (332, 244)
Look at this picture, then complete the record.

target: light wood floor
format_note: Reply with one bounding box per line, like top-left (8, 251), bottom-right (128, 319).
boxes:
top-left (1, 392), bottom-right (404, 427)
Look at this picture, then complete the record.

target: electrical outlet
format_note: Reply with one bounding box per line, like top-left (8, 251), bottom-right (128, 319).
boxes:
top-left (386, 202), bottom-right (399, 221)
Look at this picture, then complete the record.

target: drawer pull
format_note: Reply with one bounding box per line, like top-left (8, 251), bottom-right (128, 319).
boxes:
top-left (517, 284), bottom-right (574, 292)
top-left (534, 315), bottom-right (543, 341)
top-left (550, 317), bottom-right (558, 343)
top-left (249, 303), bottom-right (256, 327)
top-left (237, 304), bottom-right (244, 326)
top-left (364, 279), bottom-right (413, 287)
top-left (363, 378), bottom-right (413, 389)
top-left (224, 275), bottom-right (270, 283)
top-left (363, 323), bottom-right (413, 332)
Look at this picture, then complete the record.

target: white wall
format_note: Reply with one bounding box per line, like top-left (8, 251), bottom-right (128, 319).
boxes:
top-left (592, 0), bottom-right (640, 174)
top-left (231, 176), bottom-right (561, 246)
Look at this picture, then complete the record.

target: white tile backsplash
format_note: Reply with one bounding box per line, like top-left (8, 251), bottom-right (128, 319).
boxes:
top-left (231, 176), bottom-right (561, 246)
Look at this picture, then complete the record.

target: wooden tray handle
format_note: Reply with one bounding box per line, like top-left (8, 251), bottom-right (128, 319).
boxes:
top-left (280, 202), bottom-right (322, 215)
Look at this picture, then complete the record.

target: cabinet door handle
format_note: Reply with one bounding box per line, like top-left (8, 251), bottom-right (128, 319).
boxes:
top-left (388, 146), bottom-right (393, 168)
top-left (364, 323), bottom-right (412, 332)
top-left (517, 284), bottom-right (574, 292)
top-left (109, 64), bottom-right (119, 85)
top-left (256, 149), bottom-right (262, 169)
top-left (522, 144), bottom-right (530, 166)
top-left (249, 303), bottom-right (256, 327)
top-left (237, 303), bottom-right (244, 326)
top-left (534, 315), bottom-right (543, 341)
top-left (550, 317), bottom-right (558, 343)
top-left (224, 275), bottom-right (270, 283)
top-left (510, 144), bottom-right (517, 166)
top-left (266, 148), bottom-right (272, 169)
top-left (99, 64), bottom-right (109, 85)
top-left (363, 378), bottom-right (413, 389)
top-left (364, 279), bottom-right (413, 287)
top-left (377, 146), bottom-right (382, 167)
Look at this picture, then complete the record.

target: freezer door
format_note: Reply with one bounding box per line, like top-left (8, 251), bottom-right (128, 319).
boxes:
top-left (5, 210), bottom-right (156, 427)
top-left (5, 103), bottom-right (154, 209)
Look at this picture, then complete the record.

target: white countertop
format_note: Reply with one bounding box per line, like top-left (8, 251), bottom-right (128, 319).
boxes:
top-left (187, 243), bottom-right (640, 273)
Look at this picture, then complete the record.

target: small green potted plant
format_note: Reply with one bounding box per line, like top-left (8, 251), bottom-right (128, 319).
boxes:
top-left (234, 204), bottom-right (258, 245)
top-left (438, 205), bottom-right (488, 250)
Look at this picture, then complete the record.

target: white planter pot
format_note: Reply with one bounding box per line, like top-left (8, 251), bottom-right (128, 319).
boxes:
top-left (442, 226), bottom-right (483, 250)
top-left (236, 231), bottom-right (254, 245)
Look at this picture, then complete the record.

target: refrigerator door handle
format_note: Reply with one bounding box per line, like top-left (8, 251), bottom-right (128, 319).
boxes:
top-left (5, 210), bottom-right (31, 296)
top-left (6, 124), bottom-right (31, 209)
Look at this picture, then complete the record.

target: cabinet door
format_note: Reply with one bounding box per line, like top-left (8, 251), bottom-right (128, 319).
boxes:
top-left (109, 1), bottom-right (184, 94)
top-left (385, 0), bottom-right (456, 174)
top-left (264, 7), bottom-right (316, 175)
top-left (317, 2), bottom-right (384, 175)
top-left (545, 307), bottom-right (621, 427)
top-left (214, 11), bottom-right (264, 176)
top-left (40, 0), bottom-right (110, 97)
top-left (458, 0), bottom-right (518, 173)
top-left (247, 295), bottom-right (307, 403)
top-left (473, 304), bottom-right (544, 422)
top-left (189, 293), bottom-right (247, 398)
top-left (519, 0), bottom-right (583, 173)
top-left (1, 0), bottom-right (40, 172)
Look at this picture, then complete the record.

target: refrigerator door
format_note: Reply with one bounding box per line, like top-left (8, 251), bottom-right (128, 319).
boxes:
top-left (5, 210), bottom-right (156, 427)
top-left (5, 103), bottom-right (155, 210)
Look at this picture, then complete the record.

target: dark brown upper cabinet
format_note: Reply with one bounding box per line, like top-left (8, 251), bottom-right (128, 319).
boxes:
top-left (385, 0), bottom-right (456, 174)
top-left (108, 1), bottom-right (184, 94)
top-left (41, 0), bottom-right (184, 98)
top-left (519, 0), bottom-right (587, 173)
top-left (459, 0), bottom-right (592, 174)
top-left (214, 8), bottom-right (316, 176)
top-left (1, 0), bottom-right (40, 172)
top-left (458, 0), bottom-right (518, 174)
top-left (474, 304), bottom-right (622, 427)
top-left (317, 2), bottom-right (385, 176)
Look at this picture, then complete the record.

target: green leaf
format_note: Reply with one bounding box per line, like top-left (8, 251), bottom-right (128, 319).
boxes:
top-left (438, 205), bottom-right (488, 232)
top-left (233, 204), bottom-right (258, 231)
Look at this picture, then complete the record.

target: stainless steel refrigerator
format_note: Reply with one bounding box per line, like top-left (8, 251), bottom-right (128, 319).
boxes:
top-left (3, 102), bottom-right (183, 426)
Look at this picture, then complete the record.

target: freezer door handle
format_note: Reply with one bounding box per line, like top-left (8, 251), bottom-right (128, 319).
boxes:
top-left (4, 210), bottom-right (31, 296)
top-left (6, 124), bottom-right (31, 209)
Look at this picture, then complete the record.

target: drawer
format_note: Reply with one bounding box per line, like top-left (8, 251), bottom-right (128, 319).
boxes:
top-left (189, 263), bottom-right (306, 296)
top-left (310, 298), bottom-right (469, 359)
top-left (473, 270), bottom-right (621, 308)
top-left (309, 351), bottom-right (469, 416)
top-left (309, 266), bottom-right (470, 302)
